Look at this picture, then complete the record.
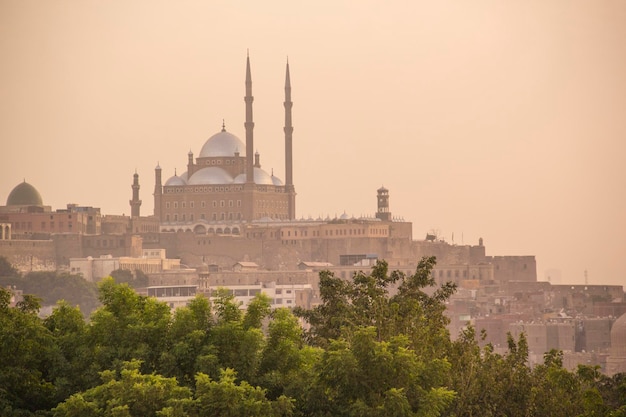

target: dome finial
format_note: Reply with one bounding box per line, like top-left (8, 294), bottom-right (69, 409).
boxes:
top-left (222, 119), bottom-right (226, 132)
top-left (174, 168), bottom-right (177, 176)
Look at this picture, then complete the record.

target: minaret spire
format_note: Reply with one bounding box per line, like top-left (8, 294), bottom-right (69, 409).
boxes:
top-left (154, 163), bottom-right (162, 219)
top-left (130, 171), bottom-right (142, 218)
top-left (284, 58), bottom-right (296, 219)
top-left (284, 59), bottom-right (293, 187)
top-left (244, 52), bottom-right (255, 185)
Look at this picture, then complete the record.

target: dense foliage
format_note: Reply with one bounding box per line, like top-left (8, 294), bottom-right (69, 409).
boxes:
top-left (0, 256), bottom-right (624, 416)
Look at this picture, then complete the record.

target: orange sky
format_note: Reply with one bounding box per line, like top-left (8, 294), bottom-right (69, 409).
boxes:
top-left (1, 0), bottom-right (625, 286)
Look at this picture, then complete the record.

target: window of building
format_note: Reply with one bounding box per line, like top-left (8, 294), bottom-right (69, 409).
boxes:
top-left (166, 214), bottom-right (170, 221)
top-left (182, 202), bottom-right (186, 208)
top-left (174, 214), bottom-right (178, 221)
top-left (229, 200), bottom-right (233, 207)
top-left (174, 202), bottom-right (178, 209)
top-left (182, 214), bottom-right (186, 221)
top-left (220, 200), bottom-right (225, 207)
top-left (237, 200), bottom-right (241, 207)
top-left (213, 201), bottom-right (217, 208)
top-left (201, 201), bottom-right (205, 208)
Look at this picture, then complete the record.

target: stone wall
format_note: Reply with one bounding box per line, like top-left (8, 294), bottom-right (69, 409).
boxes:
top-left (0, 239), bottom-right (57, 272)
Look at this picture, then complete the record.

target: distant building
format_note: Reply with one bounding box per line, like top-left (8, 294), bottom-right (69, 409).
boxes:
top-left (70, 249), bottom-right (181, 282)
top-left (153, 55), bottom-right (296, 228)
top-left (0, 181), bottom-right (101, 238)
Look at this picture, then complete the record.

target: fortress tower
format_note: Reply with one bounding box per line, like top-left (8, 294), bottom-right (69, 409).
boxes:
top-left (375, 186), bottom-right (391, 221)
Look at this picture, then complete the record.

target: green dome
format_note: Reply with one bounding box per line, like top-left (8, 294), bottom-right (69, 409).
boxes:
top-left (6, 181), bottom-right (43, 206)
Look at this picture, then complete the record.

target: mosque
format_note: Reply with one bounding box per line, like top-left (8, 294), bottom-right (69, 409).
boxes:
top-left (147, 55), bottom-right (296, 234)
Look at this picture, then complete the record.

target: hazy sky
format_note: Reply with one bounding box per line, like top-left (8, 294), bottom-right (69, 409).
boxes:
top-left (1, 1), bottom-right (625, 286)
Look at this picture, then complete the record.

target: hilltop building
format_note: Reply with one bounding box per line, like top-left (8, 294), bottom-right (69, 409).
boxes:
top-left (152, 55), bottom-right (296, 231)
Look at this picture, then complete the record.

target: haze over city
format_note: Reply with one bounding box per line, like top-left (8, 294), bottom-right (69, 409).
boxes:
top-left (1, 1), bottom-right (625, 286)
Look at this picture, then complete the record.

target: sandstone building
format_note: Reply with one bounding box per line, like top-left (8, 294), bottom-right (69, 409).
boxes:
top-left (151, 55), bottom-right (296, 230)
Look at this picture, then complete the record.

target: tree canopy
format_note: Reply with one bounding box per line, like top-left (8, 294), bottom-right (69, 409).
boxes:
top-left (0, 256), bottom-right (624, 417)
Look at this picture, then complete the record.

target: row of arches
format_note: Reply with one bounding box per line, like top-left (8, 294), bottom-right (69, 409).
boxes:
top-left (161, 225), bottom-right (240, 236)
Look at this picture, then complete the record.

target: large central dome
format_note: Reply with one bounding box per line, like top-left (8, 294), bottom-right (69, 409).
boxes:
top-left (199, 129), bottom-right (245, 158)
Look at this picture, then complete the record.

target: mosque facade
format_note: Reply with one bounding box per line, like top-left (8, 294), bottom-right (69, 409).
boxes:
top-left (148, 56), bottom-right (296, 233)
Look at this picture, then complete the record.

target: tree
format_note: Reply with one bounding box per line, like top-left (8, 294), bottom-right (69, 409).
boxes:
top-left (208, 290), bottom-right (269, 383)
top-left (88, 278), bottom-right (171, 374)
top-left (1, 270), bottom-right (101, 317)
top-left (305, 326), bottom-right (455, 416)
top-left (159, 295), bottom-right (216, 386)
top-left (0, 287), bottom-right (58, 415)
top-left (45, 300), bottom-right (96, 400)
top-left (52, 360), bottom-right (193, 417)
top-left (191, 369), bottom-right (294, 417)
top-left (108, 269), bottom-right (148, 288)
top-left (295, 257), bottom-right (456, 356)
top-left (256, 308), bottom-right (320, 402)
top-left (0, 256), bottom-right (20, 279)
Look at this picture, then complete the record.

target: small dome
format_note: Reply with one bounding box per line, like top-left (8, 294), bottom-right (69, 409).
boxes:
top-left (271, 174), bottom-right (284, 186)
top-left (165, 175), bottom-right (187, 186)
top-left (6, 181), bottom-right (43, 206)
top-left (188, 167), bottom-right (234, 185)
top-left (611, 312), bottom-right (626, 356)
top-left (199, 130), bottom-right (245, 158)
top-left (234, 167), bottom-right (274, 185)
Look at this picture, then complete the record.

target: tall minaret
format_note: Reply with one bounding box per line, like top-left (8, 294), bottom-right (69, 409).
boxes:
top-left (244, 52), bottom-right (255, 185)
top-left (153, 163), bottom-right (162, 219)
top-left (284, 59), bottom-right (296, 219)
top-left (130, 171), bottom-right (142, 218)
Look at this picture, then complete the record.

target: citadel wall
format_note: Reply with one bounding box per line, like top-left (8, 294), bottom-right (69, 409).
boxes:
top-left (0, 239), bottom-right (57, 272)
